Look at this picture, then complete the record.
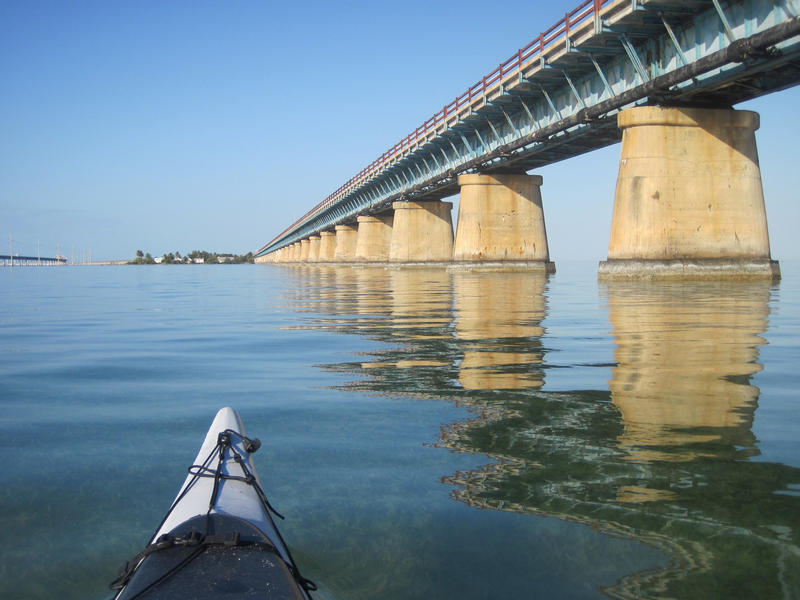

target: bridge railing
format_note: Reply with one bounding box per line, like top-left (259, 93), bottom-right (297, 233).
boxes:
top-left (267, 0), bottom-right (610, 249)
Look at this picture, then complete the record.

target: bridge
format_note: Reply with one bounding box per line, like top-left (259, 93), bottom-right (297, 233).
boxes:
top-left (256, 0), bottom-right (800, 278)
top-left (1, 255), bottom-right (68, 266)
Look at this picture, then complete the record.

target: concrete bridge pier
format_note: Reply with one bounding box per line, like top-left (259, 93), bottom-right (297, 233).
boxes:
top-left (334, 224), bottom-right (358, 261)
top-left (453, 173), bottom-right (555, 272)
top-left (355, 214), bottom-right (393, 261)
top-left (300, 239), bottom-right (310, 261)
top-left (311, 235), bottom-right (323, 261)
top-left (318, 231), bottom-right (336, 262)
top-left (389, 200), bottom-right (454, 262)
top-left (599, 106), bottom-right (780, 280)
top-left (308, 235), bottom-right (321, 262)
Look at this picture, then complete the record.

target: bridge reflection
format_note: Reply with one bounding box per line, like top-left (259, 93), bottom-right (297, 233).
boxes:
top-left (606, 282), bottom-right (767, 466)
top-left (282, 266), bottom-right (548, 393)
top-left (280, 266), bottom-right (799, 599)
top-left (454, 272), bottom-right (547, 391)
top-left (444, 280), bottom-right (798, 598)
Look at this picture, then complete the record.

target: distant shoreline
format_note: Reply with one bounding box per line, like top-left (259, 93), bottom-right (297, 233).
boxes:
top-left (128, 251), bottom-right (254, 265)
top-left (57, 260), bottom-right (256, 266)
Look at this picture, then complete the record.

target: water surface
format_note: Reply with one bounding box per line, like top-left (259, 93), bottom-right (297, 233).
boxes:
top-left (0, 262), bottom-right (797, 598)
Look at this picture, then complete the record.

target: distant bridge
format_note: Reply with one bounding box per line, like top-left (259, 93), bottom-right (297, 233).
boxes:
top-left (257, 0), bottom-right (798, 278)
top-left (1, 255), bottom-right (68, 266)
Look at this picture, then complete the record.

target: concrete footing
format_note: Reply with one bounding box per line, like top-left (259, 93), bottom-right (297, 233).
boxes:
top-left (599, 106), bottom-right (779, 280)
top-left (355, 215), bottom-right (393, 261)
top-left (447, 261), bottom-right (555, 272)
top-left (389, 201), bottom-right (454, 262)
top-left (597, 258), bottom-right (781, 280)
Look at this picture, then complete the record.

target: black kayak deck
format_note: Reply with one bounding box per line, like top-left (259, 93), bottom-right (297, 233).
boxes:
top-left (115, 514), bottom-right (308, 600)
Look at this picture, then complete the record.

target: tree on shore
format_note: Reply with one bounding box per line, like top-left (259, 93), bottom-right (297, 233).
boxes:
top-left (129, 251), bottom-right (155, 264)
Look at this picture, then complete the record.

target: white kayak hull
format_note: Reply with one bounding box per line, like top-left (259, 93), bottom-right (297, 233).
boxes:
top-left (153, 407), bottom-right (289, 562)
top-left (111, 407), bottom-right (314, 599)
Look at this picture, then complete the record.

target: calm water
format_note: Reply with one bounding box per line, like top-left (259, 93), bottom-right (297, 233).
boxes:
top-left (0, 262), bottom-right (798, 599)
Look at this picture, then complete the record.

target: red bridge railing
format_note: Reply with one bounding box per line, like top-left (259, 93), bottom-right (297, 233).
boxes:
top-left (268, 0), bottom-right (608, 248)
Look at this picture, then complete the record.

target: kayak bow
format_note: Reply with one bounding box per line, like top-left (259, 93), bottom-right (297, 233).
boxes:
top-left (111, 407), bottom-right (315, 599)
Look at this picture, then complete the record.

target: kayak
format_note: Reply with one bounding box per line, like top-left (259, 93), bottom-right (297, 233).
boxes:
top-left (110, 407), bottom-right (316, 599)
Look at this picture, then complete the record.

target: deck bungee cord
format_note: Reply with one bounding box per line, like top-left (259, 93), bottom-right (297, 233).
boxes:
top-left (111, 414), bottom-right (316, 600)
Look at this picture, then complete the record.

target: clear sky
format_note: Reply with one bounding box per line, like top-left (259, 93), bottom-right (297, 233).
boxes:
top-left (2, 1), bottom-right (798, 262)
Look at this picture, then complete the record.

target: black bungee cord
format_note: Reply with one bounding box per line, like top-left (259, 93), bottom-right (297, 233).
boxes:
top-left (110, 429), bottom-right (316, 598)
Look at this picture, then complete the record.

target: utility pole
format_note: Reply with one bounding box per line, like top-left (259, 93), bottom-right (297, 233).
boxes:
top-left (9, 234), bottom-right (12, 267)
top-left (38, 240), bottom-right (41, 266)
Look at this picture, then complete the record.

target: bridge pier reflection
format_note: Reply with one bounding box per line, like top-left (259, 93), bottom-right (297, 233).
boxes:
top-left (454, 271), bottom-right (548, 390)
top-left (606, 280), bottom-right (768, 464)
top-left (437, 278), bottom-right (799, 598)
top-left (276, 263), bottom-right (799, 597)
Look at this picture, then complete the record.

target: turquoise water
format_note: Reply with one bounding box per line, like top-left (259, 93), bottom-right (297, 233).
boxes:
top-left (0, 262), bottom-right (798, 599)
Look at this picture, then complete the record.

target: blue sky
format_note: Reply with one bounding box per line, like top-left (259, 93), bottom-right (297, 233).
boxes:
top-left (2, 1), bottom-right (798, 262)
